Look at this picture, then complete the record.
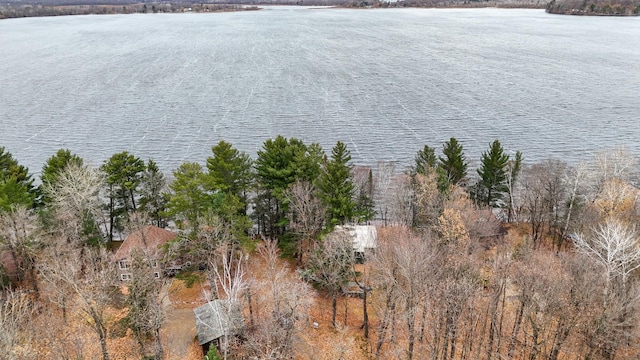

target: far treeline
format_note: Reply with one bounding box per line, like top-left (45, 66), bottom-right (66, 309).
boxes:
top-left (0, 3), bottom-right (258, 19)
top-left (0, 0), bottom-right (550, 20)
top-left (546, 0), bottom-right (640, 15)
top-left (3, 137), bottom-right (640, 359)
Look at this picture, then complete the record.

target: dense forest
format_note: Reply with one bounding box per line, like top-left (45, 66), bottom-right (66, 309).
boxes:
top-left (2, 138), bottom-right (640, 359)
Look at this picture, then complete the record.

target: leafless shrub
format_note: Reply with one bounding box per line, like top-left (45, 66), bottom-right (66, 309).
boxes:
top-left (0, 290), bottom-right (35, 360)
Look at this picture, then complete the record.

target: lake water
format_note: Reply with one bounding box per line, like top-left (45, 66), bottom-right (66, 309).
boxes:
top-left (1, 7), bottom-right (639, 176)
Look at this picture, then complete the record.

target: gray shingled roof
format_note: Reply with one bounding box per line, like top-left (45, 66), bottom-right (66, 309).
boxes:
top-left (193, 300), bottom-right (244, 346)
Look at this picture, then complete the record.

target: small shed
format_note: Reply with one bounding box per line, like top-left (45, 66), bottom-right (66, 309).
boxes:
top-left (194, 300), bottom-right (244, 354)
top-left (336, 225), bottom-right (378, 262)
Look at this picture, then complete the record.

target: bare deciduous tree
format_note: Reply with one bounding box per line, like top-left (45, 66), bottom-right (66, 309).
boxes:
top-left (374, 161), bottom-right (395, 225)
top-left (39, 248), bottom-right (116, 360)
top-left (303, 229), bottom-right (355, 328)
top-left (593, 148), bottom-right (637, 188)
top-left (125, 250), bottom-right (167, 360)
top-left (213, 243), bottom-right (247, 303)
top-left (516, 160), bottom-right (568, 249)
top-left (43, 162), bottom-right (106, 246)
top-left (0, 290), bottom-right (35, 360)
top-left (592, 179), bottom-right (639, 224)
top-left (372, 227), bottom-right (434, 360)
top-left (413, 172), bottom-right (443, 229)
top-left (285, 180), bottom-right (325, 264)
top-left (574, 219), bottom-right (640, 290)
top-left (244, 240), bottom-right (315, 359)
top-left (0, 206), bottom-right (42, 294)
top-left (184, 215), bottom-right (236, 298)
top-left (386, 174), bottom-right (414, 227)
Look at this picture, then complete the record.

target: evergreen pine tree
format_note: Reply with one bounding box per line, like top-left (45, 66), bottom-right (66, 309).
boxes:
top-left (438, 137), bottom-right (468, 188)
top-left (254, 136), bottom-right (323, 240)
top-left (476, 140), bottom-right (510, 207)
top-left (206, 140), bottom-right (253, 212)
top-left (0, 147), bottom-right (36, 211)
top-left (505, 150), bottom-right (523, 221)
top-left (318, 141), bottom-right (356, 227)
top-left (414, 144), bottom-right (437, 176)
top-left (140, 159), bottom-right (168, 228)
top-left (101, 151), bottom-right (146, 241)
top-left (41, 149), bottom-right (84, 188)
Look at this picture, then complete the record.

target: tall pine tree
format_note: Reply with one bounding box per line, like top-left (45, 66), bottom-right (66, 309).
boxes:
top-left (414, 144), bottom-right (437, 176)
top-left (254, 136), bottom-right (323, 239)
top-left (101, 151), bottom-right (146, 241)
top-left (318, 141), bottom-right (356, 227)
top-left (438, 137), bottom-right (468, 188)
top-left (0, 147), bottom-right (36, 211)
top-left (206, 140), bottom-right (253, 210)
top-left (139, 159), bottom-right (168, 228)
top-left (475, 140), bottom-right (511, 207)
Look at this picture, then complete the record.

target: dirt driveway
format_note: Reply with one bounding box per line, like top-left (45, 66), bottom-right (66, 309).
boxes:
top-left (161, 280), bottom-right (200, 360)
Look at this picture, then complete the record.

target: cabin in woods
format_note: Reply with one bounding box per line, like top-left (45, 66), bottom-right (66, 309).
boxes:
top-left (194, 300), bottom-right (245, 355)
top-left (336, 225), bottom-right (378, 263)
top-left (113, 225), bottom-right (176, 281)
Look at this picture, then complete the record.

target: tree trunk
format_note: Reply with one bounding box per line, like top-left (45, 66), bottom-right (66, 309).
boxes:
top-left (508, 300), bottom-right (525, 358)
top-left (529, 324), bottom-right (540, 360)
top-left (343, 297), bottom-right (348, 326)
top-left (207, 266), bottom-right (219, 300)
top-left (449, 313), bottom-right (460, 360)
top-left (549, 319), bottom-right (570, 360)
top-left (96, 321), bottom-right (109, 360)
top-left (332, 294), bottom-right (337, 328)
top-left (154, 327), bottom-right (163, 360)
top-left (130, 188), bottom-right (137, 212)
top-left (108, 188), bottom-right (114, 242)
top-left (443, 311), bottom-right (451, 360)
top-left (495, 281), bottom-right (507, 355)
top-left (486, 294), bottom-right (500, 360)
top-left (407, 297), bottom-right (416, 360)
top-left (362, 285), bottom-right (369, 339)
top-left (375, 290), bottom-right (395, 357)
top-left (418, 304), bottom-right (428, 343)
top-left (247, 286), bottom-right (254, 328)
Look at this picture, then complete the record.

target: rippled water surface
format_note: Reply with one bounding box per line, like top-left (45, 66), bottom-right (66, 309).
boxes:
top-left (1, 8), bottom-right (639, 174)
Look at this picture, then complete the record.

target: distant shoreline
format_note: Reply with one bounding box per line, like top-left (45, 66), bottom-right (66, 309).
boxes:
top-left (0, 2), bottom-right (549, 20)
top-left (3, 1), bottom-right (637, 20)
top-left (545, 0), bottom-right (640, 15)
top-left (0, 3), bottom-right (261, 20)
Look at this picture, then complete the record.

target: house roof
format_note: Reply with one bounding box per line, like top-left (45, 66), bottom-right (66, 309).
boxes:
top-left (113, 225), bottom-right (176, 261)
top-left (336, 225), bottom-right (378, 253)
top-left (194, 300), bottom-right (244, 345)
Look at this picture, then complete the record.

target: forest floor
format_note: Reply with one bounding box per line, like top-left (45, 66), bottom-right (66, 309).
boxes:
top-left (160, 259), bottom-right (374, 360)
top-left (151, 223), bottom-right (576, 360)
